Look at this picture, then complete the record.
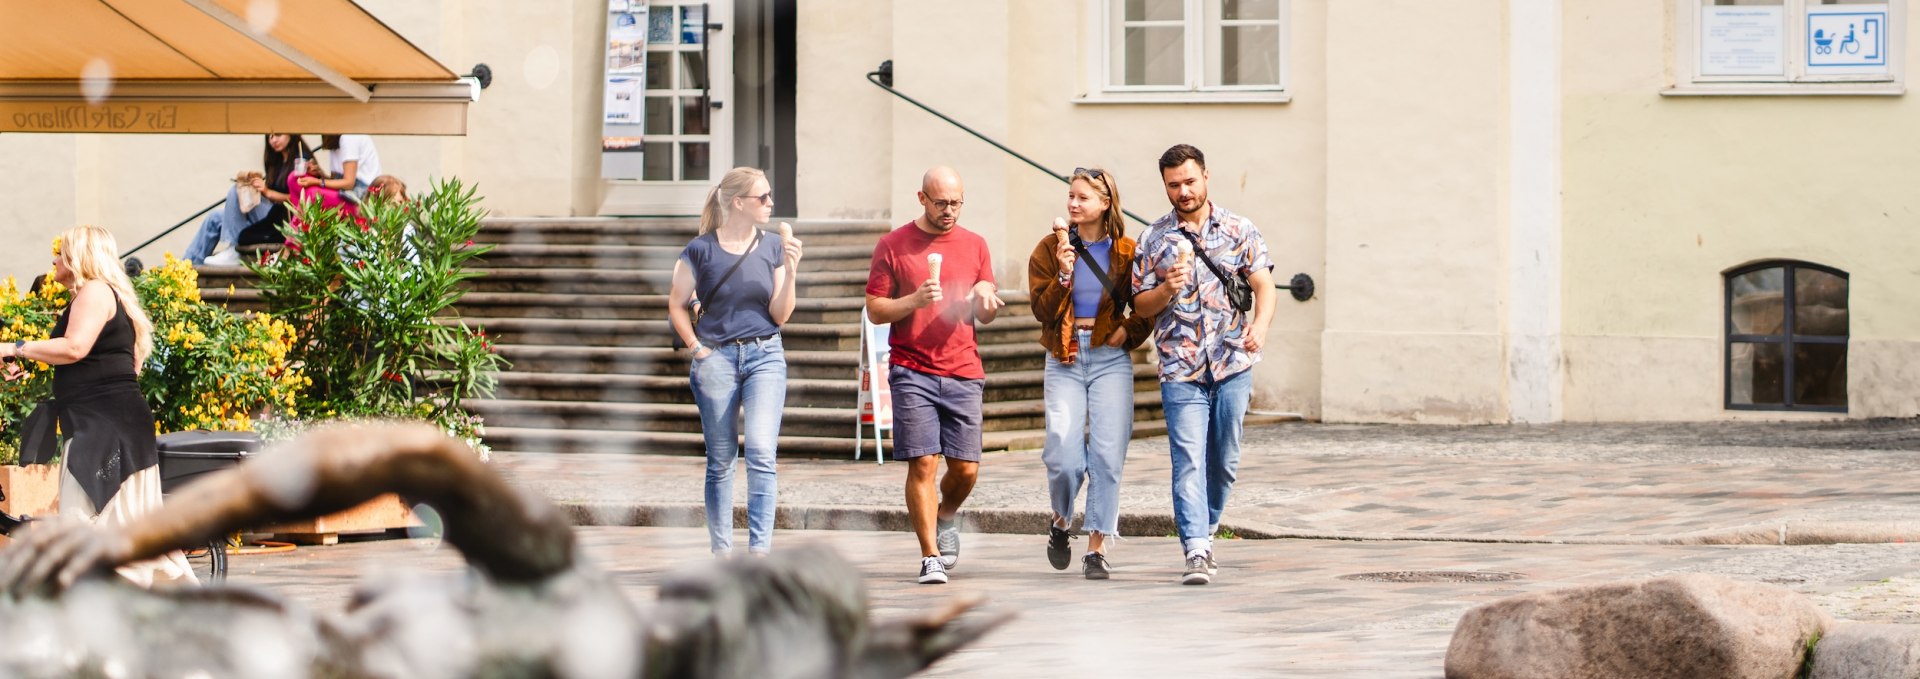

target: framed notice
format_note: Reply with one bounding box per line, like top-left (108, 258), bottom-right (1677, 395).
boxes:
top-left (1806, 4), bottom-right (1890, 76)
top-left (1700, 5), bottom-right (1785, 76)
top-left (602, 4), bottom-right (650, 178)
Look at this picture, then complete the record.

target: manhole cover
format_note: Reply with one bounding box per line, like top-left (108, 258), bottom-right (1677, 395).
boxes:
top-left (1339, 570), bottom-right (1524, 583)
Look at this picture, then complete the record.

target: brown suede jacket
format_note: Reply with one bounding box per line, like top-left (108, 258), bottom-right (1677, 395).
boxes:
top-left (1027, 230), bottom-right (1153, 364)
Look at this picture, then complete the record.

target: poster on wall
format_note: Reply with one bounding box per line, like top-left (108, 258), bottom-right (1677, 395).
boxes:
top-left (602, 2), bottom-right (649, 179)
top-left (1700, 5), bottom-right (1785, 76)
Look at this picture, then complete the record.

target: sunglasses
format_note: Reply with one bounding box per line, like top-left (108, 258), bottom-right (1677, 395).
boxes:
top-left (742, 192), bottom-right (774, 205)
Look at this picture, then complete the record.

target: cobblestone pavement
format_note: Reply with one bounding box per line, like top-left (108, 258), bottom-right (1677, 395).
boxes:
top-left (226, 527), bottom-right (1920, 679)
top-left (209, 421), bottom-right (1920, 677)
top-left (494, 419), bottom-right (1920, 544)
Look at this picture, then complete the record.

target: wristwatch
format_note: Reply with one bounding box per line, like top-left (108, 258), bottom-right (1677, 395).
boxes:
top-left (3, 340), bottom-right (20, 363)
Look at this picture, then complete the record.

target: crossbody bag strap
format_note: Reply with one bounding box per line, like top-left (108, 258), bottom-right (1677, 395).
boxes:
top-left (698, 229), bottom-right (762, 305)
top-left (1069, 236), bottom-right (1131, 310)
top-left (1175, 228), bottom-right (1237, 287)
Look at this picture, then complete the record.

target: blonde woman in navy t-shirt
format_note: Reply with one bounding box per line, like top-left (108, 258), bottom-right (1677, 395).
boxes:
top-left (667, 167), bottom-right (803, 556)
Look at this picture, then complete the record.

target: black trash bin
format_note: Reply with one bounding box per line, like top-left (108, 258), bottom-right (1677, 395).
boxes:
top-left (156, 430), bottom-right (262, 495)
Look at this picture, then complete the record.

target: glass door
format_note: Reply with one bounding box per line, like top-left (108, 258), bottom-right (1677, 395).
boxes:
top-left (600, 0), bottom-right (732, 215)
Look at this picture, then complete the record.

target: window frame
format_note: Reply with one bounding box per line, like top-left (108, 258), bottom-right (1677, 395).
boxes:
top-left (1081, 0), bottom-right (1292, 104)
top-left (1670, 0), bottom-right (1906, 96)
top-left (1723, 260), bottom-right (1850, 413)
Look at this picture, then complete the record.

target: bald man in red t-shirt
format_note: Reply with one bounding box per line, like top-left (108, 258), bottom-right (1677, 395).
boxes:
top-left (865, 166), bottom-right (1005, 585)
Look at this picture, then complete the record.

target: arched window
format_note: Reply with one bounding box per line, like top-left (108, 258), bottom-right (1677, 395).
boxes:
top-left (1725, 261), bottom-right (1849, 412)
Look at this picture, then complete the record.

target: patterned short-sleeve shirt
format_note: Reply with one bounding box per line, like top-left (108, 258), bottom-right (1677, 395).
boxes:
top-left (1131, 203), bottom-right (1274, 383)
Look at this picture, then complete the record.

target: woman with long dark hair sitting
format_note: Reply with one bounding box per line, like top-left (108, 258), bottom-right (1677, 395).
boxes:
top-left (185, 133), bottom-right (314, 266)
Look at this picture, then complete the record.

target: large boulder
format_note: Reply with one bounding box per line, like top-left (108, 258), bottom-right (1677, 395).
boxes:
top-left (1810, 623), bottom-right (1920, 679)
top-left (1445, 573), bottom-right (1831, 679)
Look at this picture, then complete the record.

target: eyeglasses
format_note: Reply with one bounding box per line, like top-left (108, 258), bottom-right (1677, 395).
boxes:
top-left (929, 198), bottom-right (964, 211)
top-left (744, 192), bottom-right (774, 205)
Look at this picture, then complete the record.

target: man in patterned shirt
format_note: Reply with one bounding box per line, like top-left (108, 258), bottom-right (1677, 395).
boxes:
top-left (1131, 144), bottom-right (1279, 586)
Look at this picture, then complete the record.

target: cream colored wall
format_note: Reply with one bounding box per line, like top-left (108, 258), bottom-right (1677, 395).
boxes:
top-left (794, 1), bottom-right (893, 220)
top-left (1562, 0), bottom-right (1920, 420)
top-left (0, 0), bottom-right (604, 284)
top-left (800, 1), bottom-right (1329, 414)
top-left (1319, 0), bottom-right (1512, 423)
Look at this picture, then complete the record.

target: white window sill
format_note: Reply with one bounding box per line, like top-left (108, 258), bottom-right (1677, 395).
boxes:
top-left (1074, 91), bottom-right (1291, 105)
top-left (1662, 83), bottom-right (1905, 97)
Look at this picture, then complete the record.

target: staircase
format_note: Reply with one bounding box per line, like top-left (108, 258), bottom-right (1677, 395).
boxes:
top-left (200, 217), bottom-right (1175, 457)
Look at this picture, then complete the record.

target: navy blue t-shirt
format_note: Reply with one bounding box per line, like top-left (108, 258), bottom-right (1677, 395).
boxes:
top-left (680, 229), bottom-right (784, 343)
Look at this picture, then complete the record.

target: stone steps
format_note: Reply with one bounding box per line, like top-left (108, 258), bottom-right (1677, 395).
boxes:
top-left (467, 391), bottom-right (1166, 439)
top-left (474, 243), bottom-right (877, 272)
top-left (198, 215), bottom-right (1173, 457)
top-left (483, 365), bottom-right (1160, 408)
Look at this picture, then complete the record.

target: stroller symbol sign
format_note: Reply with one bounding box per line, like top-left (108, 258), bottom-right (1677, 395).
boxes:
top-left (1806, 7), bottom-right (1887, 72)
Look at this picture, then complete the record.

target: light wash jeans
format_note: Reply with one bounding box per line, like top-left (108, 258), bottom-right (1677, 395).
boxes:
top-left (1161, 367), bottom-right (1253, 556)
top-left (689, 335), bottom-right (787, 554)
top-left (184, 185), bottom-right (273, 264)
top-left (1042, 328), bottom-right (1135, 537)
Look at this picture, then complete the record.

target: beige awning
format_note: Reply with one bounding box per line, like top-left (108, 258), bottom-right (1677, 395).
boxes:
top-left (0, 0), bottom-right (474, 135)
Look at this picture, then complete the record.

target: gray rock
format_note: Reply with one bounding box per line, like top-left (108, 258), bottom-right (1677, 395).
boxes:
top-left (1444, 573), bottom-right (1830, 679)
top-left (1811, 623), bottom-right (1920, 679)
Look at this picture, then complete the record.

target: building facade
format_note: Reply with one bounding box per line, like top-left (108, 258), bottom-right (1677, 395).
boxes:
top-left (2, 0), bottom-right (1913, 423)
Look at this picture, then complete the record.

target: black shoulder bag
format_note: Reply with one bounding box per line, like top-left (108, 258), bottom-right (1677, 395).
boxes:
top-left (1174, 228), bottom-right (1254, 313)
top-left (674, 229), bottom-right (763, 349)
top-left (1067, 231), bottom-right (1132, 313)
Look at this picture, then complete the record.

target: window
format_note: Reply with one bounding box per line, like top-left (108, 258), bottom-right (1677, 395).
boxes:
top-left (1672, 0), bottom-right (1905, 94)
top-left (1725, 261), bottom-right (1849, 411)
top-left (1086, 0), bottom-right (1290, 103)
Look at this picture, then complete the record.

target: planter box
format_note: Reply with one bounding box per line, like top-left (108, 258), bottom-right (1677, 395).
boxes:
top-left (0, 464), bottom-right (60, 520)
top-left (259, 492), bottom-right (421, 545)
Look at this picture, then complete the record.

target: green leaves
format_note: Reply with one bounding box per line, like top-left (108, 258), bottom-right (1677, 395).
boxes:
top-left (250, 178), bottom-right (506, 450)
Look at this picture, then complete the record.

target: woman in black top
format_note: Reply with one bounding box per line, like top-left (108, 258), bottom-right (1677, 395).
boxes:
top-left (185, 133), bottom-right (314, 265)
top-left (1, 225), bottom-right (195, 586)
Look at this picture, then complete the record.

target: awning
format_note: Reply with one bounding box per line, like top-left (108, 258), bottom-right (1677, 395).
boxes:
top-left (0, 0), bottom-right (476, 135)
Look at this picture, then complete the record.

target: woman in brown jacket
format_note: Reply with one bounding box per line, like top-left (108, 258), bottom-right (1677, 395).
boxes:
top-left (1027, 168), bottom-right (1152, 579)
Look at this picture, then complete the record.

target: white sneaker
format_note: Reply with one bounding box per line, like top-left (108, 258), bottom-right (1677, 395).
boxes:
top-left (204, 248), bottom-right (242, 267)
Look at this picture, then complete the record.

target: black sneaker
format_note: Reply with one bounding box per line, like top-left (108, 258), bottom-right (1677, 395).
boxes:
top-left (917, 555), bottom-right (948, 584)
top-left (1181, 554), bottom-right (1211, 585)
top-left (1083, 552), bottom-right (1111, 580)
top-left (1047, 525), bottom-right (1073, 570)
top-left (937, 518), bottom-right (961, 570)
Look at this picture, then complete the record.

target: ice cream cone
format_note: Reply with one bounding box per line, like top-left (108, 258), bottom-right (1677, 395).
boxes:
top-left (926, 253), bottom-right (943, 282)
top-left (778, 221), bottom-right (794, 242)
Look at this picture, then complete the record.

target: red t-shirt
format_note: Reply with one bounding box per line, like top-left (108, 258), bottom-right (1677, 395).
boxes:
top-left (865, 221), bottom-right (997, 379)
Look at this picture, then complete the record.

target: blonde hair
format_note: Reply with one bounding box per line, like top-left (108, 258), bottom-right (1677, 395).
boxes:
top-left (57, 225), bottom-right (153, 372)
top-left (698, 167), bottom-right (768, 235)
top-left (1070, 167), bottom-right (1126, 240)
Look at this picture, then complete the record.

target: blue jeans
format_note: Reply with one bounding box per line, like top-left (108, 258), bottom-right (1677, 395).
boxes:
top-left (1042, 329), bottom-right (1134, 537)
top-left (185, 185), bottom-right (273, 264)
top-left (1161, 367), bottom-right (1253, 555)
top-left (690, 335), bottom-right (787, 554)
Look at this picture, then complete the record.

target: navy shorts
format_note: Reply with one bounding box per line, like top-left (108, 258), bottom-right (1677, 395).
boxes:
top-left (888, 364), bottom-right (984, 462)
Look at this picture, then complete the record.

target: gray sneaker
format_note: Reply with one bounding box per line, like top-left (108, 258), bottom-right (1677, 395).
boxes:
top-left (1207, 552), bottom-right (1219, 575)
top-left (1182, 553), bottom-right (1211, 585)
top-left (917, 556), bottom-right (948, 584)
top-left (937, 518), bottom-right (961, 570)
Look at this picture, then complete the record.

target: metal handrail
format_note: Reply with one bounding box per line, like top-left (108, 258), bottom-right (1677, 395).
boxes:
top-left (124, 199), bottom-right (224, 261)
top-left (865, 61), bottom-right (1152, 226)
top-left (863, 60), bottom-right (1315, 301)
